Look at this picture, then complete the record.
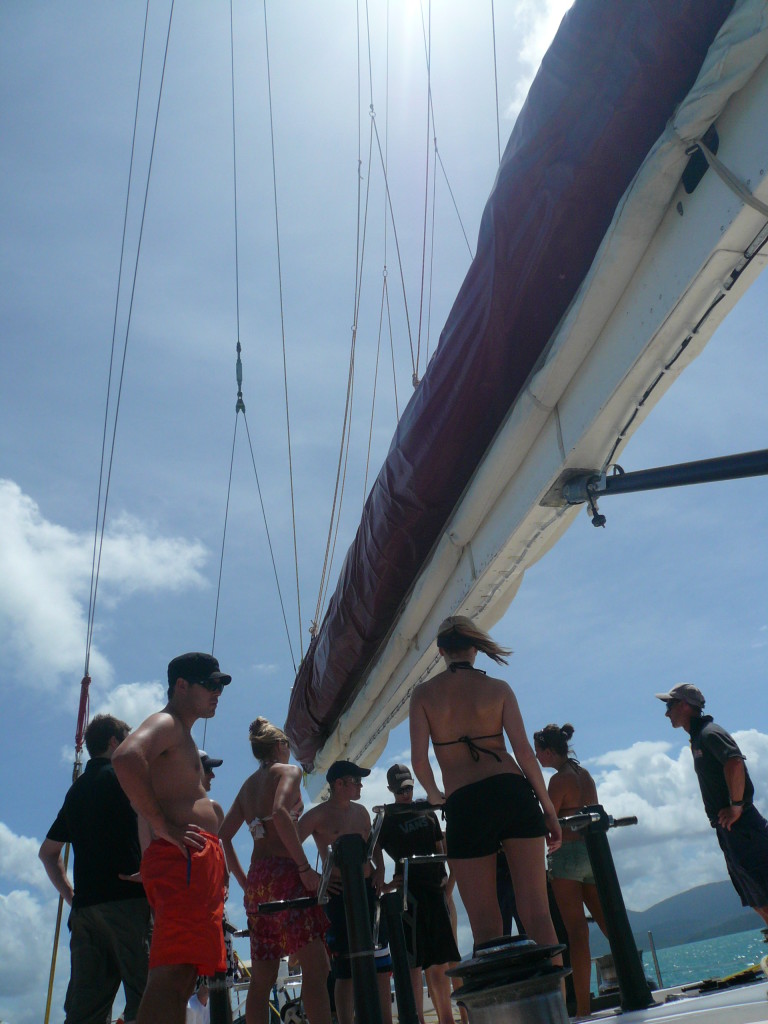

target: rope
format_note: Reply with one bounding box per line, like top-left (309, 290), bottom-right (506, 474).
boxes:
top-left (694, 140), bottom-right (768, 218)
top-left (243, 410), bottom-right (297, 672)
top-left (425, 133), bottom-right (438, 365)
top-left (210, 0), bottom-right (243, 664)
top-left (363, 276), bottom-right (388, 501)
top-left (370, 115), bottom-right (417, 380)
top-left (211, 412), bottom-right (239, 657)
top-left (43, 842), bottom-right (73, 1024)
top-left (491, 0), bottom-right (502, 164)
top-left (83, 0), bottom-right (154, 680)
top-left (86, 0), bottom-right (176, 680)
top-left (262, 0), bottom-right (303, 659)
top-left (48, 10), bottom-right (171, 1016)
top-left (415, 0), bottom-right (433, 382)
top-left (312, 1), bottom-right (378, 630)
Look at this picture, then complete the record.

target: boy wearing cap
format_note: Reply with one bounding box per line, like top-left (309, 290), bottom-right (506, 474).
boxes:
top-left (299, 760), bottom-right (392, 1024)
top-left (376, 764), bottom-right (459, 1024)
top-left (199, 750), bottom-right (225, 828)
top-left (113, 652), bottom-right (232, 1024)
top-left (657, 682), bottom-right (768, 925)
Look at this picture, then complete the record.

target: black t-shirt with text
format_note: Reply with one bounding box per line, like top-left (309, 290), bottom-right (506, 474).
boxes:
top-left (378, 803), bottom-right (446, 893)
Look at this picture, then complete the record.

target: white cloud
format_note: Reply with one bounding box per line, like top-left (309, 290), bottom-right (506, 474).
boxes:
top-left (0, 823), bottom-right (47, 891)
top-left (92, 680), bottom-right (166, 728)
top-left (587, 731), bottom-right (768, 910)
top-left (507, 0), bottom-right (575, 116)
top-left (0, 889), bottom-right (64, 1017)
top-left (0, 480), bottom-right (208, 692)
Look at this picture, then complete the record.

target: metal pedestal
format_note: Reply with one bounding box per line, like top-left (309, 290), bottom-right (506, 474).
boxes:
top-left (448, 936), bottom-right (569, 1024)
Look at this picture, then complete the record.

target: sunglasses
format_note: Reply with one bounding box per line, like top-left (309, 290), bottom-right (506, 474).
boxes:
top-left (194, 678), bottom-right (225, 694)
top-left (396, 785), bottom-right (414, 794)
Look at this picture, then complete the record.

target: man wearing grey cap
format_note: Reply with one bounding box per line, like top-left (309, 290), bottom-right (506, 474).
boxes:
top-left (657, 683), bottom-right (768, 925)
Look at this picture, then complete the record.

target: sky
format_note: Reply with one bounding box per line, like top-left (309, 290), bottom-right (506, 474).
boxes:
top-left (1, 2), bottom-right (767, 1022)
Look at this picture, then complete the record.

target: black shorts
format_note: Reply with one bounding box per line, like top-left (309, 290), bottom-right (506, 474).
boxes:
top-left (716, 806), bottom-right (768, 908)
top-left (444, 773), bottom-right (546, 859)
top-left (404, 886), bottom-right (460, 969)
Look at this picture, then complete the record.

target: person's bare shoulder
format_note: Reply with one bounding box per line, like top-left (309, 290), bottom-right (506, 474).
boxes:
top-left (115, 709), bottom-right (180, 762)
top-left (210, 799), bottom-right (224, 831)
top-left (548, 768), bottom-right (579, 810)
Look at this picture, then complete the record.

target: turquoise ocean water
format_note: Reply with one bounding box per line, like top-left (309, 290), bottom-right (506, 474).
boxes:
top-left (639, 929), bottom-right (767, 989)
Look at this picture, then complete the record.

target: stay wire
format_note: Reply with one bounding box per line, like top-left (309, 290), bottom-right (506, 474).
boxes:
top-left (313, 2), bottom-right (375, 628)
top-left (229, 0), bottom-right (242, 342)
top-left (491, 0), bottom-right (502, 164)
top-left (415, 0), bottom-right (432, 382)
top-left (425, 135), bottom-right (438, 365)
top-left (85, 0), bottom-right (175, 676)
top-left (83, 0), bottom-right (152, 679)
top-left (210, 415), bottom-right (238, 658)
top-left (363, 274), bottom-right (388, 501)
top-left (243, 410), bottom-right (297, 673)
top-left (418, 7), bottom-right (473, 261)
top-left (369, 117), bottom-right (416, 385)
top-left (262, 0), bottom-right (303, 659)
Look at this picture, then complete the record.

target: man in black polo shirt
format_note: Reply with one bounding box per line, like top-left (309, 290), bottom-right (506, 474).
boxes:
top-left (656, 683), bottom-right (768, 925)
top-left (39, 714), bottom-right (151, 1024)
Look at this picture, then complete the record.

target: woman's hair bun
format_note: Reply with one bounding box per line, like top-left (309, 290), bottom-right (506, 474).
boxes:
top-left (561, 723), bottom-right (575, 741)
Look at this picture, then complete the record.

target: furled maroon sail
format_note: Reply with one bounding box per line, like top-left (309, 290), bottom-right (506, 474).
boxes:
top-left (285, 0), bottom-right (735, 767)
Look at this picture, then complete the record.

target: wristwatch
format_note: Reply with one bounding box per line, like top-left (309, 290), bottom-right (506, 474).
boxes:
top-left (730, 799), bottom-right (745, 806)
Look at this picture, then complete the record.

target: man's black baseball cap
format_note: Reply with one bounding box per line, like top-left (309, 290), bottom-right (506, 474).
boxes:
top-left (168, 652), bottom-right (232, 688)
top-left (326, 760), bottom-right (371, 784)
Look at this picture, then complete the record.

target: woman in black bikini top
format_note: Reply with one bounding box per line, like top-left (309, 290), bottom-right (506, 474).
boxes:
top-left (409, 615), bottom-right (561, 953)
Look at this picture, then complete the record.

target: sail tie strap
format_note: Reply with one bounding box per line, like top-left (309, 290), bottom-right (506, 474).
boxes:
top-left (692, 140), bottom-right (768, 218)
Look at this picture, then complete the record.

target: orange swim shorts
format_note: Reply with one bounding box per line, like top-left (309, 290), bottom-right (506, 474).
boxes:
top-left (142, 830), bottom-right (226, 976)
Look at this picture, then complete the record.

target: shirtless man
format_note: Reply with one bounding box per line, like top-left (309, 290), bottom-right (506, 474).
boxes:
top-left (299, 760), bottom-right (392, 1024)
top-left (113, 652), bottom-right (231, 1024)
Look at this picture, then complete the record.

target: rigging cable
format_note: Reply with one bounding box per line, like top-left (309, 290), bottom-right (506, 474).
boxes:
top-left (416, 2), bottom-right (474, 366)
top-left (312, 0), bottom-right (378, 630)
top-left (415, 0), bottom-right (433, 382)
top-left (262, 0), bottom-right (303, 658)
top-left (85, 0), bottom-right (177, 683)
top-left (210, 0), bottom-right (301, 720)
top-left (491, 0), bottom-right (502, 164)
top-left (363, 0), bottom-right (399, 497)
top-left (46, 5), bottom-right (159, 1023)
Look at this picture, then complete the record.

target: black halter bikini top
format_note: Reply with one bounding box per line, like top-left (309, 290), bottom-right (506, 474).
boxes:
top-left (432, 662), bottom-right (503, 762)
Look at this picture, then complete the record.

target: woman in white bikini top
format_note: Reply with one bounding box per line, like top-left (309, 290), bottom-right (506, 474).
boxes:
top-left (220, 717), bottom-right (331, 1024)
top-left (220, 717), bottom-right (313, 888)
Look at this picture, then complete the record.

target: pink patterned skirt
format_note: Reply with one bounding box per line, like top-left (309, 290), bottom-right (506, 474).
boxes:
top-left (244, 857), bottom-right (328, 962)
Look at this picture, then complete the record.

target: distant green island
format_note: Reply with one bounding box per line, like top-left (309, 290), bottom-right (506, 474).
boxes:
top-left (589, 880), bottom-right (764, 955)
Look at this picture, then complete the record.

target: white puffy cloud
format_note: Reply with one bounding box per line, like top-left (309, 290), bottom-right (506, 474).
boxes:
top-left (587, 731), bottom-right (768, 910)
top-left (508, 0), bottom-right (575, 115)
top-left (92, 680), bottom-right (166, 728)
top-left (0, 888), bottom-right (66, 1022)
top-left (0, 479), bottom-right (208, 692)
top-left (0, 823), bottom-right (47, 891)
